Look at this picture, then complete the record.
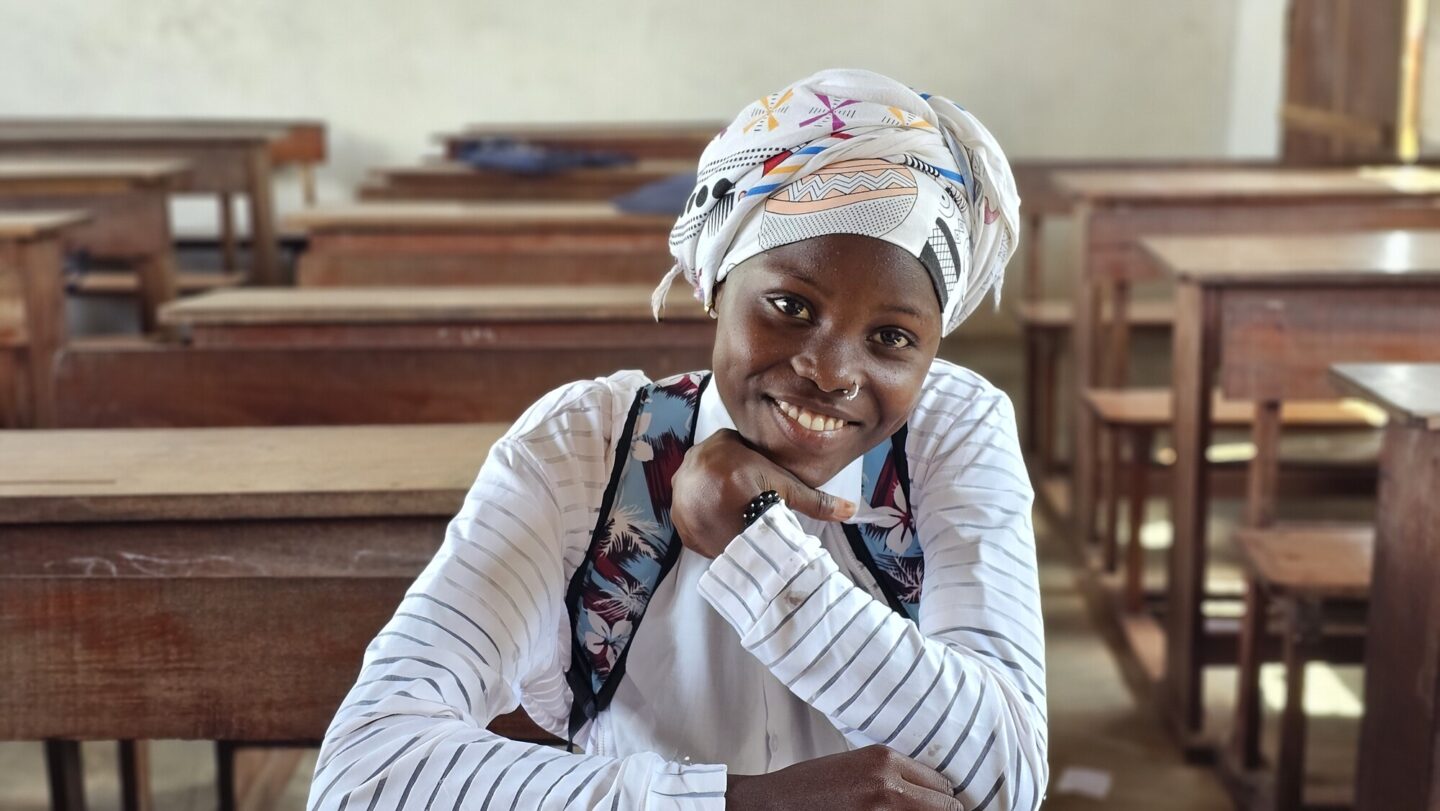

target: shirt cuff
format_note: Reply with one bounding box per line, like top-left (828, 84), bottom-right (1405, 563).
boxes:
top-left (647, 761), bottom-right (729, 808)
top-left (697, 503), bottom-right (834, 633)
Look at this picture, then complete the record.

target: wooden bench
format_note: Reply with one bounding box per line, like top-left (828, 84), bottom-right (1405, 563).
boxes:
top-left (1144, 229), bottom-right (1440, 755)
top-left (1082, 388), bottom-right (1380, 611)
top-left (361, 158), bottom-right (692, 202)
top-left (1019, 298), bottom-right (1174, 474)
top-left (0, 119), bottom-right (315, 284)
top-left (438, 121), bottom-right (720, 162)
top-left (0, 424), bottom-right (558, 811)
top-left (1330, 363), bottom-right (1440, 811)
top-left (1053, 167), bottom-right (1440, 578)
top-left (47, 285), bottom-right (712, 428)
top-left (0, 210), bottom-right (89, 427)
top-left (0, 158), bottom-right (191, 333)
top-left (284, 202), bottom-right (674, 287)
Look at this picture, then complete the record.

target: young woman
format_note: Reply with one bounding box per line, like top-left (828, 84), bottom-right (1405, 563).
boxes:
top-left (309, 68), bottom-right (1046, 810)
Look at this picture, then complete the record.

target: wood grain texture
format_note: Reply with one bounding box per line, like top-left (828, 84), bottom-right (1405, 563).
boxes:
top-left (1055, 166), bottom-right (1440, 203)
top-left (0, 210), bottom-right (90, 240)
top-left (0, 423), bottom-right (502, 522)
top-left (1354, 423), bottom-right (1440, 809)
top-left (51, 339), bottom-right (711, 429)
top-left (160, 285), bottom-right (703, 326)
top-left (1145, 230), bottom-right (1440, 285)
top-left (1218, 286), bottom-right (1440, 400)
top-left (1234, 524), bottom-right (1374, 598)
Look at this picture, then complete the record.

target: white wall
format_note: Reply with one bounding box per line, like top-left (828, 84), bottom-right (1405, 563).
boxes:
top-left (0, 0), bottom-right (1284, 211)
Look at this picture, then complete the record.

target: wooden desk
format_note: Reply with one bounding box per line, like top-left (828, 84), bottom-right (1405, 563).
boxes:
top-left (362, 158), bottom-right (692, 202)
top-left (1330, 363), bottom-right (1440, 811)
top-left (0, 158), bottom-right (191, 333)
top-left (0, 423), bottom-right (556, 809)
top-left (1146, 231), bottom-right (1440, 747)
top-left (52, 285), bottom-right (713, 427)
top-left (439, 121), bottom-right (720, 161)
top-left (1056, 167), bottom-right (1440, 556)
top-left (284, 201), bottom-right (674, 287)
top-left (0, 118), bottom-right (317, 283)
top-left (0, 211), bottom-right (89, 427)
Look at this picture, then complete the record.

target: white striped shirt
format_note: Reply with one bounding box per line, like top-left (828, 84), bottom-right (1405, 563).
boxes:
top-left (308, 360), bottom-right (1048, 810)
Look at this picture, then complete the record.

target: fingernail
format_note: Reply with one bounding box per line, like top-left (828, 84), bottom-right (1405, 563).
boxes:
top-left (835, 499), bottom-right (857, 521)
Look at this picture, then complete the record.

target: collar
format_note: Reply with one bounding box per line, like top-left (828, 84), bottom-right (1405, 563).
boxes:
top-left (693, 375), bottom-right (863, 506)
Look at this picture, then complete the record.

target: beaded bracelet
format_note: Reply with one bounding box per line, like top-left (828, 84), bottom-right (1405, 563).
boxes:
top-left (741, 490), bottom-right (782, 528)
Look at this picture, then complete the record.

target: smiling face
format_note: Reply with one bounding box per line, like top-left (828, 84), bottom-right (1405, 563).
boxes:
top-left (710, 233), bottom-right (944, 488)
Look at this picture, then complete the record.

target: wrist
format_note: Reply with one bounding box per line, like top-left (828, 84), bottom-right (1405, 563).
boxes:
top-left (740, 489), bottom-right (782, 529)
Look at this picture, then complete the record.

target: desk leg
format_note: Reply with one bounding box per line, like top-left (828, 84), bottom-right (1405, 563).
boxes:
top-left (134, 193), bottom-right (178, 336)
top-left (245, 148), bottom-right (282, 286)
top-left (44, 740), bottom-right (85, 811)
top-left (219, 193), bottom-right (239, 274)
top-left (18, 237), bottom-right (67, 427)
top-left (119, 740), bottom-right (152, 811)
top-left (1355, 424), bottom-right (1440, 810)
top-left (1166, 281), bottom-right (1218, 741)
top-left (1070, 207), bottom-right (1101, 547)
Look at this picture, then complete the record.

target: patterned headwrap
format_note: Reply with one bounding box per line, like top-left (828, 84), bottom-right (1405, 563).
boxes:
top-left (654, 68), bottom-right (1020, 336)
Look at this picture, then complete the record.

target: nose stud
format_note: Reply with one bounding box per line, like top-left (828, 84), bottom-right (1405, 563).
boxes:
top-left (843, 380), bottom-right (860, 401)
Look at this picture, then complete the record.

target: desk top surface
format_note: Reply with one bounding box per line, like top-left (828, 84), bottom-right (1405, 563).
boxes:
top-left (0, 210), bottom-right (91, 239)
top-left (0, 423), bottom-right (507, 523)
top-left (283, 201), bottom-right (673, 232)
top-left (0, 117), bottom-right (323, 145)
top-left (1054, 166), bottom-right (1440, 203)
top-left (1331, 363), bottom-right (1440, 430)
top-left (159, 285), bottom-right (707, 326)
top-left (0, 157), bottom-right (192, 185)
top-left (1144, 230), bottom-right (1440, 285)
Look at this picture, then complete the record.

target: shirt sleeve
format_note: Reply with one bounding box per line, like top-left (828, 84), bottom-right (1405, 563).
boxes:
top-left (308, 381), bottom-right (729, 810)
top-left (696, 390), bottom-right (1048, 811)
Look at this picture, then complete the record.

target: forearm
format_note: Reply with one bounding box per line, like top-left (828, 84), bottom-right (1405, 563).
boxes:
top-left (313, 707), bottom-right (726, 809)
top-left (698, 506), bottom-right (1046, 810)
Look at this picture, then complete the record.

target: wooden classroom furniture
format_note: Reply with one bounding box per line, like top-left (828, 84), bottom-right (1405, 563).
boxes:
top-left (1012, 159), bottom-right (1290, 479)
top-left (1231, 526), bottom-right (1371, 811)
top-left (0, 424), bottom-right (558, 811)
top-left (284, 202), bottom-right (674, 287)
top-left (0, 118), bottom-right (322, 284)
top-left (0, 211), bottom-right (89, 428)
top-left (360, 158), bottom-right (693, 202)
top-left (438, 121), bottom-right (720, 162)
top-left (1144, 229), bottom-right (1440, 749)
top-left (47, 284), bottom-right (712, 427)
top-left (1082, 388), bottom-right (1379, 611)
top-left (1332, 363), bottom-right (1440, 811)
top-left (1054, 167), bottom-right (1440, 560)
top-left (0, 158), bottom-right (191, 332)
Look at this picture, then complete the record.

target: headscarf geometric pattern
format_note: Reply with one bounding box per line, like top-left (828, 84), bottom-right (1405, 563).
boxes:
top-left (654, 68), bottom-right (1021, 335)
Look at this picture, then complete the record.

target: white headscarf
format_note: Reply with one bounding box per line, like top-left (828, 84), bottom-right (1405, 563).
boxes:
top-left (655, 68), bottom-right (1020, 335)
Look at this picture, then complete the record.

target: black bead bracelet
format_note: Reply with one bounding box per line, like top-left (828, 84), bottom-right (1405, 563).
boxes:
top-left (741, 490), bottom-right (782, 528)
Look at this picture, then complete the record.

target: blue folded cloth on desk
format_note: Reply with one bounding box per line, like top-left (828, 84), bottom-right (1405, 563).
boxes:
top-left (610, 171), bottom-right (697, 216)
top-left (453, 137), bottom-right (634, 175)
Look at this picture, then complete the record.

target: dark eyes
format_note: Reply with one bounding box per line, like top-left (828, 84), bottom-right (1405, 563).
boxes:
top-left (768, 295), bottom-right (812, 320)
top-left (765, 295), bottom-right (917, 351)
top-left (874, 329), bottom-right (914, 349)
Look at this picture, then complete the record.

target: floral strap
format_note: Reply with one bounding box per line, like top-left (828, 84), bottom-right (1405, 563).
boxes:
top-left (562, 372), bottom-right (921, 748)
